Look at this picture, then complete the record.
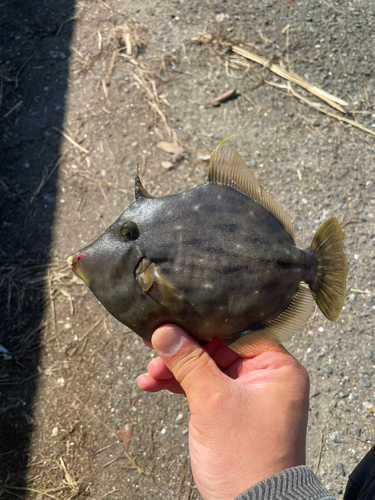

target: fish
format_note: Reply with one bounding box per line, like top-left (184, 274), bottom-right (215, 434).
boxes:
top-left (67, 141), bottom-right (349, 357)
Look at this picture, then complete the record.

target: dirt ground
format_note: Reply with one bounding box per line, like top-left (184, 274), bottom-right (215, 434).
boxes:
top-left (1, 0), bottom-right (375, 498)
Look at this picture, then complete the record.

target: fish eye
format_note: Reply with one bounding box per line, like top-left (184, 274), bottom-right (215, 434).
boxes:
top-left (120, 221), bottom-right (139, 240)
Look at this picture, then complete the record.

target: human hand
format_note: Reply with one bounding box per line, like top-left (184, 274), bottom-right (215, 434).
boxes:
top-left (137, 325), bottom-right (310, 500)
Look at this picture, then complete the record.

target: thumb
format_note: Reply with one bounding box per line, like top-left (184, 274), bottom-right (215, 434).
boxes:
top-left (151, 324), bottom-right (222, 396)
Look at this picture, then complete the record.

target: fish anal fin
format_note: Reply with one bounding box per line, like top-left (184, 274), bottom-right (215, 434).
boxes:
top-left (208, 143), bottom-right (295, 242)
top-left (139, 262), bottom-right (155, 292)
top-left (226, 285), bottom-right (314, 357)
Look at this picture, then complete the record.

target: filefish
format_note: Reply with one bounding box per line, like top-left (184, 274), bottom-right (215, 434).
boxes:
top-left (68, 142), bottom-right (348, 357)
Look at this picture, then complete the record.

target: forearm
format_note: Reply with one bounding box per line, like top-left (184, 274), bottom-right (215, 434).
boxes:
top-left (234, 466), bottom-right (336, 500)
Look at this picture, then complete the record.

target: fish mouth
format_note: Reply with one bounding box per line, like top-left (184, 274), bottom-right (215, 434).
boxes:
top-left (67, 252), bottom-right (86, 281)
top-left (67, 252), bottom-right (84, 270)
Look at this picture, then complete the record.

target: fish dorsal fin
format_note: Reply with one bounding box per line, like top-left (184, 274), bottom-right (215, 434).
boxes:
top-left (226, 285), bottom-right (314, 357)
top-left (208, 143), bottom-right (295, 242)
top-left (135, 164), bottom-right (155, 201)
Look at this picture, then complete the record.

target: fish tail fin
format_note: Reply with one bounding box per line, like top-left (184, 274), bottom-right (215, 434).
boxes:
top-left (309, 217), bottom-right (348, 321)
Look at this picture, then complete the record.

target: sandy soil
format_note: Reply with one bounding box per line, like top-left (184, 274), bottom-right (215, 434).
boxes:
top-left (1, 0), bottom-right (375, 498)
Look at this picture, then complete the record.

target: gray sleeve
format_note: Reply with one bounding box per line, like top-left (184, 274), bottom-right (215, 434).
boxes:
top-left (234, 465), bottom-right (336, 500)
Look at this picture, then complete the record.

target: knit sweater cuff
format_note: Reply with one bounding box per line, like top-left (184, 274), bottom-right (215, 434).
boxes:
top-left (234, 465), bottom-right (336, 500)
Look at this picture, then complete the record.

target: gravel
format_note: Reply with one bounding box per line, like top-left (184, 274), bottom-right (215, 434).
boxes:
top-left (2, 0), bottom-right (375, 498)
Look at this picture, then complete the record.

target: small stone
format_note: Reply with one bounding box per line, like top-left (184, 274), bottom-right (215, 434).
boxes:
top-left (326, 366), bottom-right (333, 375)
top-left (330, 432), bottom-right (341, 443)
top-left (56, 377), bottom-right (65, 387)
top-left (361, 377), bottom-right (371, 388)
top-left (198, 152), bottom-right (211, 161)
top-left (303, 352), bottom-right (311, 363)
top-left (160, 428), bottom-right (166, 435)
top-left (363, 402), bottom-right (374, 410)
top-left (354, 428), bottom-right (362, 437)
top-left (335, 462), bottom-right (345, 476)
top-left (51, 426), bottom-right (59, 436)
top-left (176, 412), bottom-right (183, 422)
top-left (364, 346), bottom-right (373, 359)
top-left (311, 387), bottom-right (320, 397)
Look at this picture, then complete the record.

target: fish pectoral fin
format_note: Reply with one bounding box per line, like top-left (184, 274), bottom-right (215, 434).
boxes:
top-left (138, 263), bottom-right (179, 299)
top-left (143, 266), bottom-right (202, 318)
top-left (224, 285), bottom-right (314, 357)
top-left (138, 262), bottom-right (155, 292)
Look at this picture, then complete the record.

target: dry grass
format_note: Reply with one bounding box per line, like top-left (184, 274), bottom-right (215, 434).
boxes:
top-left (232, 45), bottom-right (348, 112)
top-left (130, 68), bottom-right (172, 136)
top-left (108, 17), bottom-right (148, 59)
top-left (1, 260), bottom-right (71, 319)
top-left (3, 457), bottom-right (84, 500)
top-left (188, 24), bottom-right (375, 142)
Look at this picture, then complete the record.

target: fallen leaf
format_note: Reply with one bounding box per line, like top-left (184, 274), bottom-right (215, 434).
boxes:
top-left (117, 423), bottom-right (132, 449)
top-left (157, 142), bottom-right (183, 154)
top-left (161, 152), bottom-right (185, 169)
top-left (170, 151), bottom-right (185, 164)
top-left (200, 129), bottom-right (213, 137)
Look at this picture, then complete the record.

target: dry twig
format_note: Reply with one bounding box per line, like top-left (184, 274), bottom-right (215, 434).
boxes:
top-left (211, 88), bottom-right (236, 106)
top-left (177, 457), bottom-right (189, 500)
top-left (314, 429), bottom-right (324, 474)
top-left (75, 393), bottom-right (116, 436)
top-left (232, 45), bottom-right (348, 113)
top-left (123, 449), bottom-right (145, 475)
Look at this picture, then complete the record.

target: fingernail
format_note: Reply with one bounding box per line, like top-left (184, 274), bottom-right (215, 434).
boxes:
top-left (153, 326), bottom-right (184, 356)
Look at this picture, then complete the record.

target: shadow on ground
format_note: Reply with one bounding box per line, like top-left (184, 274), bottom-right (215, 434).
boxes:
top-left (0, 0), bottom-right (75, 489)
